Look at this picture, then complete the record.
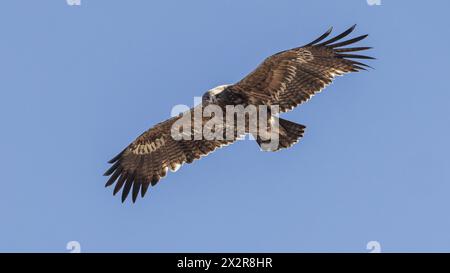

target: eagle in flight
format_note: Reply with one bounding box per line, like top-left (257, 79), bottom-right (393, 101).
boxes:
top-left (104, 25), bottom-right (374, 202)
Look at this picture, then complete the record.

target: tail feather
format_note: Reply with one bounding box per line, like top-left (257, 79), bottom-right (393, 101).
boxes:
top-left (256, 118), bottom-right (306, 151)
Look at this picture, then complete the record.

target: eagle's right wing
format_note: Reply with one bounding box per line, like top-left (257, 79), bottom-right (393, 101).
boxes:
top-left (103, 107), bottom-right (235, 203)
top-left (231, 25), bottom-right (374, 112)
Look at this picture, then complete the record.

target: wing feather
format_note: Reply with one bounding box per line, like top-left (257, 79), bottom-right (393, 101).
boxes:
top-left (304, 27), bottom-right (333, 46)
top-left (315, 24), bottom-right (356, 46)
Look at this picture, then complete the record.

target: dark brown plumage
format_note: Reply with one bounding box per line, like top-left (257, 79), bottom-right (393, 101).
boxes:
top-left (104, 25), bottom-right (373, 202)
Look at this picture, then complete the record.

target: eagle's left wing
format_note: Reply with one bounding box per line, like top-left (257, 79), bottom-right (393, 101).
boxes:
top-left (230, 25), bottom-right (374, 112)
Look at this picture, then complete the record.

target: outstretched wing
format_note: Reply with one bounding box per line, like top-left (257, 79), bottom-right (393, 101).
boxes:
top-left (231, 25), bottom-right (374, 112)
top-left (103, 107), bottom-right (235, 203)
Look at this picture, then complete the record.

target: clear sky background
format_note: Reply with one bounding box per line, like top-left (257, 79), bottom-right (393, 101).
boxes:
top-left (0, 0), bottom-right (449, 253)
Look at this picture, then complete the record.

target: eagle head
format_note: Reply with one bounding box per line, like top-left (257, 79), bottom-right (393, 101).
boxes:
top-left (202, 84), bottom-right (231, 104)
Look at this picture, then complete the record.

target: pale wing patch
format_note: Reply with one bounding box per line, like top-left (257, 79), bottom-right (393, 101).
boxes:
top-left (169, 162), bottom-right (181, 172)
top-left (131, 136), bottom-right (166, 155)
top-left (273, 50), bottom-right (314, 101)
top-left (295, 49), bottom-right (314, 63)
top-left (272, 63), bottom-right (297, 101)
top-left (208, 84), bottom-right (231, 95)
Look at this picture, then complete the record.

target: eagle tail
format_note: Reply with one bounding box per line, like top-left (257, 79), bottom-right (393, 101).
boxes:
top-left (256, 118), bottom-right (306, 151)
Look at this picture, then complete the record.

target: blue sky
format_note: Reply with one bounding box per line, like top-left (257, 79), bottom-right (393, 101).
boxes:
top-left (1, 0), bottom-right (449, 252)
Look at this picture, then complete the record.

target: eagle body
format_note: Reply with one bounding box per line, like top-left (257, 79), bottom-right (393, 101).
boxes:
top-left (104, 25), bottom-right (374, 202)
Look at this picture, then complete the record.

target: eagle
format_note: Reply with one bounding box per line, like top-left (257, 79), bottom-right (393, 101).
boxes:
top-left (104, 25), bottom-right (374, 203)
